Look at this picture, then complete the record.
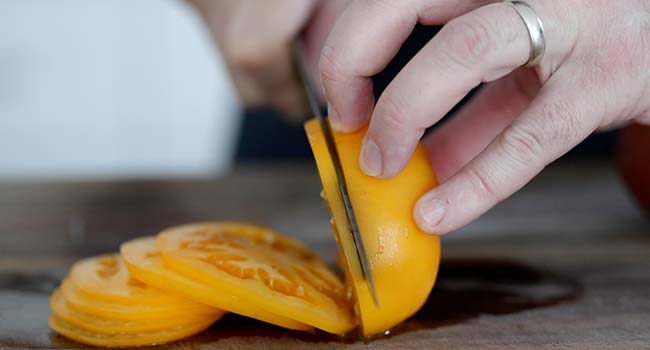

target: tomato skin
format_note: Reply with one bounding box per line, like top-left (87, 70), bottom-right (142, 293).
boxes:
top-left (305, 118), bottom-right (441, 337)
top-left (50, 289), bottom-right (219, 334)
top-left (49, 255), bottom-right (223, 347)
top-left (60, 278), bottom-right (215, 321)
top-left (48, 313), bottom-right (215, 347)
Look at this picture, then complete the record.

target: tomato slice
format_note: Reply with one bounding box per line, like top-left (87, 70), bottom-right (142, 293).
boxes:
top-left (60, 278), bottom-right (218, 321)
top-left (69, 254), bottom-right (189, 305)
top-left (50, 288), bottom-right (220, 334)
top-left (48, 313), bottom-right (215, 347)
top-left (120, 236), bottom-right (311, 331)
top-left (157, 222), bottom-right (356, 334)
top-left (305, 118), bottom-right (441, 336)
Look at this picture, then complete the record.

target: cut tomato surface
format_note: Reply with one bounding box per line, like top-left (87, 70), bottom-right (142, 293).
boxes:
top-left (69, 254), bottom-right (190, 305)
top-left (157, 222), bottom-right (356, 334)
top-left (305, 118), bottom-right (441, 337)
top-left (120, 236), bottom-right (311, 331)
top-left (48, 313), bottom-right (215, 347)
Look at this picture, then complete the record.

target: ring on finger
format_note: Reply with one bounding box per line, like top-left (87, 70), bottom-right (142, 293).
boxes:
top-left (502, 0), bottom-right (546, 67)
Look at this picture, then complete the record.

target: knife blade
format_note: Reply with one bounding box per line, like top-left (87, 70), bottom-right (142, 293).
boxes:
top-left (291, 40), bottom-right (380, 308)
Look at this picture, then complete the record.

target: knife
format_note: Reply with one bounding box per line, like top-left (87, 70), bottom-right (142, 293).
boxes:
top-left (291, 40), bottom-right (380, 308)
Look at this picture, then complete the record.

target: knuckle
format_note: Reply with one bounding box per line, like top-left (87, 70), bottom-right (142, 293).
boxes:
top-left (497, 124), bottom-right (545, 166)
top-left (498, 99), bottom-right (583, 166)
top-left (376, 92), bottom-right (411, 131)
top-left (440, 16), bottom-right (494, 67)
top-left (464, 166), bottom-right (502, 201)
top-left (319, 44), bottom-right (347, 87)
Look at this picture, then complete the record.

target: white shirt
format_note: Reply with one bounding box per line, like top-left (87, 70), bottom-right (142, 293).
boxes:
top-left (0, 0), bottom-right (240, 180)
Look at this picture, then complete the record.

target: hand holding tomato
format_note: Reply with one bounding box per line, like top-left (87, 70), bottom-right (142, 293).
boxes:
top-left (320, 0), bottom-right (650, 235)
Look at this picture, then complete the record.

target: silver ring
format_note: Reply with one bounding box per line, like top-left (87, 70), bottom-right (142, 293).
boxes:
top-left (503, 0), bottom-right (546, 67)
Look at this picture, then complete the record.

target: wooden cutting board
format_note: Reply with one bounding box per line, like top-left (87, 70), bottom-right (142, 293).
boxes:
top-left (1, 162), bottom-right (649, 349)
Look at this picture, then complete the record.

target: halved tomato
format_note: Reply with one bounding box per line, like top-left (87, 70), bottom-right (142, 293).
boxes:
top-left (48, 313), bottom-right (215, 347)
top-left (120, 236), bottom-right (311, 331)
top-left (157, 222), bottom-right (356, 334)
top-left (305, 118), bottom-right (441, 337)
top-left (50, 288), bottom-right (219, 334)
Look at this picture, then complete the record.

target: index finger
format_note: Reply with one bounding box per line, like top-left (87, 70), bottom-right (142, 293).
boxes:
top-left (320, 0), bottom-right (494, 131)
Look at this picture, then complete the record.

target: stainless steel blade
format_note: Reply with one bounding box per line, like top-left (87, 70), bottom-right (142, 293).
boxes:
top-left (292, 41), bottom-right (380, 307)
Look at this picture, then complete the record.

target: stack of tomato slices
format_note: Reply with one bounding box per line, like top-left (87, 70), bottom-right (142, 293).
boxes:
top-left (49, 118), bottom-right (442, 346)
top-left (49, 222), bottom-right (356, 347)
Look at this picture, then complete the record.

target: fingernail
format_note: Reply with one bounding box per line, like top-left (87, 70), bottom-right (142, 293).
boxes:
top-left (360, 136), bottom-right (382, 177)
top-left (416, 197), bottom-right (447, 233)
top-left (381, 145), bottom-right (410, 178)
top-left (327, 103), bottom-right (342, 131)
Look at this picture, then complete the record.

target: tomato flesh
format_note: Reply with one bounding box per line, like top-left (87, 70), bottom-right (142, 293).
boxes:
top-left (69, 255), bottom-right (186, 305)
top-left (157, 222), bottom-right (356, 334)
top-left (120, 236), bottom-right (311, 331)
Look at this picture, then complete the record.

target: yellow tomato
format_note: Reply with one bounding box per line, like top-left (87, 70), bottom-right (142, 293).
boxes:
top-left (48, 313), bottom-right (215, 347)
top-left (120, 236), bottom-right (311, 331)
top-left (50, 254), bottom-right (223, 346)
top-left (157, 222), bottom-right (356, 334)
top-left (60, 255), bottom-right (220, 322)
top-left (305, 118), bottom-right (441, 337)
top-left (60, 278), bottom-right (217, 321)
top-left (69, 254), bottom-right (189, 305)
top-left (50, 288), bottom-right (219, 334)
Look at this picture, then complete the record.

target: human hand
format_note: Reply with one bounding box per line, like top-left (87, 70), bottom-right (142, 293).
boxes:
top-left (320, 0), bottom-right (650, 234)
top-left (188, 0), bottom-right (349, 119)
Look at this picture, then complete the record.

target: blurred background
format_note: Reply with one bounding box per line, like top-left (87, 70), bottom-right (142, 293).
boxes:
top-left (0, 0), bottom-right (619, 182)
top-left (0, 0), bottom-right (240, 180)
top-left (1, 0), bottom-right (647, 249)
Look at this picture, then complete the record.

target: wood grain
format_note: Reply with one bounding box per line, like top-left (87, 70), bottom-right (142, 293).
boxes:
top-left (0, 161), bottom-right (648, 349)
